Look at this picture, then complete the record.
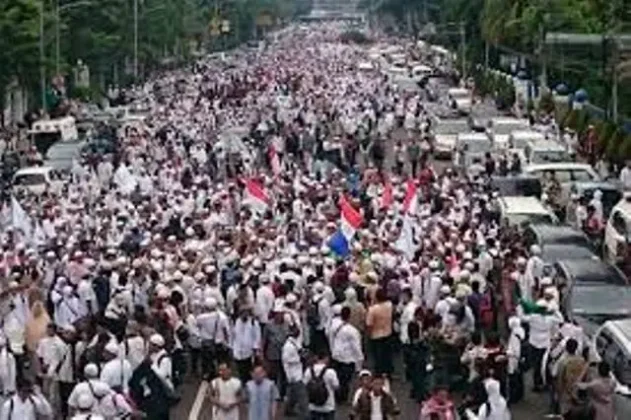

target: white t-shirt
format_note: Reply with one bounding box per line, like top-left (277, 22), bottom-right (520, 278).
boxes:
top-left (303, 363), bottom-right (339, 413)
top-left (211, 377), bottom-right (242, 420)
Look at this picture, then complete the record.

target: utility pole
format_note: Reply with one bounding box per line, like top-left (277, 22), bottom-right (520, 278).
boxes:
top-left (40, 1), bottom-right (46, 112)
top-left (133, 0), bottom-right (138, 79)
top-left (55, 0), bottom-right (60, 75)
top-left (612, 39), bottom-right (619, 122)
top-left (460, 21), bottom-right (466, 80)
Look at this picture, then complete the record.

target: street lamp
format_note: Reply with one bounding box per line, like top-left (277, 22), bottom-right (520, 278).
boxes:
top-left (55, 0), bottom-right (93, 75)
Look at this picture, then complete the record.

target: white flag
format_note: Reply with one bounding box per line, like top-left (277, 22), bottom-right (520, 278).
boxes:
top-left (11, 196), bottom-right (32, 243)
top-left (395, 215), bottom-right (416, 260)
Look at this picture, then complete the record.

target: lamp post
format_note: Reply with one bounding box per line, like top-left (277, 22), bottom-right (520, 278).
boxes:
top-left (40, 1), bottom-right (46, 112)
top-left (54, 0), bottom-right (93, 75)
top-left (133, 0), bottom-right (138, 79)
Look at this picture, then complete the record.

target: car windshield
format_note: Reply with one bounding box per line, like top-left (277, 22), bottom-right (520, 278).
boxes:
top-left (571, 285), bottom-right (631, 321)
top-left (507, 213), bottom-right (556, 227)
top-left (493, 123), bottom-right (527, 135)
top-left (46, 142), bottom-right (83, 161)
top-left (435, 121), bottom-right (469, 135)
top-left (492, 177), bottom-right (542, 197)
top-left (14, 173), bottom-right (46, 186)
top-left (531, 150), bottom-right (569, 163)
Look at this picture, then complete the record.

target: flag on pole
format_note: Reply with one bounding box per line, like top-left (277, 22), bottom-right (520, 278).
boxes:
top-left (33, 222), bottom-right (47, 246)
top-left (395, 215), bottom-right (416, 260)
top-left (244, 178), bottom-right (271, 214)
top-left (11, 196), bottom-right (32, 243)
top-left (380, 181), bottom-right (394, 209)
top-left (402, 180), bottom-right (418, 215)
top-left (328, 195), bottom-right (363, 257)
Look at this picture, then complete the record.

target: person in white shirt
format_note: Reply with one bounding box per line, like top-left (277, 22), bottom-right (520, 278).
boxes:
top-left (196, 298), bottom-right (231, 379)
top-left (255, 275), bottom-right (275, 327)
top-left (506, 316), bottom-right (525, 404)
top-left (398, 288), bottom-right (418, 345)
top-left (330, 306), bottom-right (363, 404)
top-left (148, 334), bottom-right (173, 390)
top-left (35, 323), bottom-right (65, 401)
top-left (0, 380), bottom-right (53, 420)
top-left (100, 342), bottom-right (132, 394)
top-left (466, 378), bottom-right (511, 420)
top-left (209, 362), bottom-right (242, 420)
top-left (68, 364), bottom-right (112, 414)
top-left (70, 393), bottom-right (104, 420)
top-left (119, 321), bottom-right (146, 371)
top-left (55, 325), bottom-right (80, 419)
top-left (0, 336), bottom-right (16, 398)
top-left (281, 325), bottom-right (308, 417)
top-left (91, 380), bottom-right (133, 420)
top-left (521, 300), bottom-right (564, 392)
top-left (620, 160), bottom-right (631, 190)
top-left (232, 309), bottom-right (261, 383)
top-left (303, 352), bottom-right (339, 418)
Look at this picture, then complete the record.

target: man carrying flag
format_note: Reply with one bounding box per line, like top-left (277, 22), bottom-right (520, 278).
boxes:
top-left (328, 195), bottom-right (363, 258)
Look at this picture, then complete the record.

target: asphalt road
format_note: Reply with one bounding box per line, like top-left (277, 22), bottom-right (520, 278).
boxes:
top-left (173, 352), bottom-right (549, 419)
top-left (172, 84), bottom-right (546, 420)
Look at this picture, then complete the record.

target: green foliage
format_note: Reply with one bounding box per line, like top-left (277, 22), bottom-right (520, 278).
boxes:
top-left (606, 128), bottom-right (625, 162)
top-left (537, 92), bottom-right (555, 115)
top-left (619, 135), bottom-right (631, 161)
top-left (600, 121), bottom-right (618, 158)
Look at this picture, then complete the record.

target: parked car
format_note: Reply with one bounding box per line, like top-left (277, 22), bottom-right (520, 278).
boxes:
top-left (490, 175), bottom-right (542, 198)
top-left (572, 181), bottom-right (622, 220)
top-left (555, 258), bottom-right (630, 337)
top-left (604, 195), bottom-right (631, 265)
top-left (431, 118), bottom-right (470, 159)
top-left (523, 162), bottom-right (601, 208)
top-left (12, 166), bottom-right (64, 195)
top-left (522, 223), bottom-right (594, 252)
top-left (44, 140), bottom-right (87, 171)
top-left (591, 319), bottom-right (631, 419)
top-left (498, 196), bottom-right (558, 227)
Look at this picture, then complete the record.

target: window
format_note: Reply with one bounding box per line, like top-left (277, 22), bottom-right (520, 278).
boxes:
top-left (613, 351), bottom-right (631, 386)
top-left (571, 170), bottom-right (595, 182)
top-left (612, 211), bottom-right (628, 237)
top-left (596, 329), bottom-right (614, 354)
top-left (14, 174), bottom-right (46, 186)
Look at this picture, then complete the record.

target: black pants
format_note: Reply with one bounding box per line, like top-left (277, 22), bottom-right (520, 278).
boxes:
top-left (332, 360), bottom-right (354, 403)
top-left (371, 336), bottom-right (393, 376)
top-left (310, 411), bottom-right (335, 420)
top-left (268, 359), bottom-right (287, 398)
top-left (189, 347), bottom-right (201, 377)
top-left (236, 357), bottom-right (253, 383)
top-left (201, 342), bottom-right (216, 379)
top-left (508, 371), bottom-right (524, 404)
top-left (310, 329), bottom-right (329, 355)
top-left (530, 346), bottom-right (546, 390)
top-left (58, 381), bottom-right (75, 419)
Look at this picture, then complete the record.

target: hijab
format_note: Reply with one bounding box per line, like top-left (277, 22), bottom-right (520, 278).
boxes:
top-left (483, 378), bottom-right (511, 420)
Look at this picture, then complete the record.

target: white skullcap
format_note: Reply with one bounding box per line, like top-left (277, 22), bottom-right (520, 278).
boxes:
top-left (530, 245), bottom-right (541, 255)
top-left (440, 285), bottom-right (451, 294)
top-left (285, 293), bottom-right (297, 304)
top-left (332, 304), bottom-right (343, 315)
top-left (77, 393), bottom-right (94, 410)
top-left (204, 298), bottom-right (218, 309)
top-left (105, 341), bottom-right (119, 354)
top-left (84, 363), bottom-right (99, 378)
top-left (540, 276), bottom-right (553, 286)
top-left (313, 281), bottom-right (325, 293)
top-left (349, 272), bottom-right (360, 283)
top-left (149, 333), bottom-right (165, 347)
top-left (517, 257), bottom-right (527, 266)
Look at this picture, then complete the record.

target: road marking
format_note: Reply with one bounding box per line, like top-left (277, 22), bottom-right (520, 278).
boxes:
top-left (188, 380), bottom-right (209, 420)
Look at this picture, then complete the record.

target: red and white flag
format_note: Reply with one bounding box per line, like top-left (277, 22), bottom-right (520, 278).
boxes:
top-left (339, 195), bottom-right (363, 239)
top-left (402, 180), bottom-right (418, 215)
top-left (380, 182), bottom-right (394, 209)
top-left (244, 178), bottom-right (271, 214)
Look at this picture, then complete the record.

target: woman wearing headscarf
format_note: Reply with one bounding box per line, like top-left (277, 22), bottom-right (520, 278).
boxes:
top-left (506, 316), bottom-right (524, 404)
top-left (25, 301), bottom-right (51, 353)
top-left (465, 378), bottom-right (511, 420)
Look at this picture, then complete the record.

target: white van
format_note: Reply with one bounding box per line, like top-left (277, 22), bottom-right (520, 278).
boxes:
top-left (524, 140), bottom-right (569, 165)
top-left (447, 88), bottom-right (472, 115)
top-left (499, 196), bottom-right (558, 227)
top-left (453, 132), bottom-right (492, 167)
top-left (12, 166), bottom-right (64, 195)
top-left (29, 116), bottom-right (79, 155)
top-left (411, 64), bottom-right (433, 82)
top-left (487, 117), bottom-right (530, 150)
top-left (605, 195), bottom-right (631, 265)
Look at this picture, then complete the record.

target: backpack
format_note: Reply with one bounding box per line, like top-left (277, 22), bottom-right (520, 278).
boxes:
top-left (306, 297), bottom-right (322, 328)
top-left (306, 366), bottom-right (329, 406)
top-left (479, 291), bottom-right (494, 329)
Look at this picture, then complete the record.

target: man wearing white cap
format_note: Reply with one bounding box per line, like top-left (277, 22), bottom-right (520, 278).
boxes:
top-left (1, 379), bottom-right (53, 420)
top-left (255, 274), bottom-right (275, 328)
top-left (100, 341), bottom-right (132, 394)
top-left (196, 297), bottom-right (230, 380)
top-left (70, 393), bottom-right (104, 420)
top-left (148, 334), bottom-right (173, 390)
top-left (68, 364), bottom-right (112, 414)
top-left (232, 308), bottom-right (262, 383)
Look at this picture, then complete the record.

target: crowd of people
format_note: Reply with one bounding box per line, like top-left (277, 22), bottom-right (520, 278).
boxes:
top-left (0, 23), bottom-right (619, 420)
